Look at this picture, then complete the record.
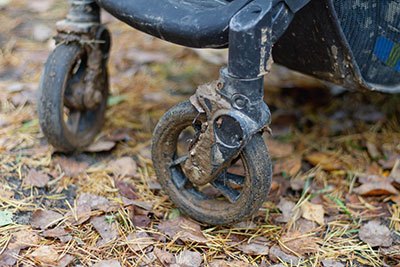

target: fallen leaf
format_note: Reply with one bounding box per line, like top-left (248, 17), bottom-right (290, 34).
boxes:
top-left (353, 182), bottom-right (398, 196)
top-left (269, 245), bottom-right (301, 265)
top-left (93, 260), bottom-right (122, 267)
top-left (24, 169), bottom-right (50, 188)
top-left (280, 231), bottom-right (320, 256)
top-left (132, 215), bottom-right (151, 228)
top-left (274, 156), bottom-right (302, 177)
top-left (85, 140), bottom-right (116, 152)
top-left (209, 260), bottom-right (252, 267)
top-left (115, 180), bottom-right (138, 200)
top-left (366, 141), bottom-right (380, 159)
top-left (54, 156), bottom-right (89, 177)
top-left (389, 159), bottom-right (400, 184)
top-left (126, 48), bottom-right (170, 64)
top-left (77, 193), bottom-right (117, 212)
top-left (276, 198), bottom-right (298, 223)
top-left (58, 254), bottom-right (74, 267)
top-left (126, 232), bottom-right (155, 252)
top-left (27, 0), bottom-right (54, 12)
top-left (154, 248), bottom-right (176, 266)
top-left (175, 251), bottom-right (202, 267)
top-left (237, 237), bottom-right (270, 255)
top-left (30, 245), bottom-right (59, 265)
top-left (301, 201), bottom-right (325, 226)
top-left (380, 245), bottom-right (400, 260)
top-left (322, 260), bottom-right (345, 267)
top-left (108, 157), bottom-right (137, 177)
top-left (91, 216), bottom-right (119, 245)
top-left (359, 220), bottom-right (393, 247)
top-left (31, 210), bottom-right (63, 230)
top-left (266, 138), bottom-right (294, 158)
top-left (32, 23), bottom-right (53, 42)
top-left (0, 248), bottom-right (20, 266)
top-left (65, 204), bottom-right (92, 225)
top-left (157, 216), bottom-right (208, 243)
top-left (294, 218), bottom-right (318, 233)
top-left (42, 227), bottom-right (68, 237)
top-left (9, 230), bottom-right (40, 250)
top-left (0, 210), bottom-right (13, 227)
top-left (305, 152), bottom-right (343, 171)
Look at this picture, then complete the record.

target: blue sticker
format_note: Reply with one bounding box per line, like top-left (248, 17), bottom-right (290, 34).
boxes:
top-left (374, 36), bottom-right (394, 63)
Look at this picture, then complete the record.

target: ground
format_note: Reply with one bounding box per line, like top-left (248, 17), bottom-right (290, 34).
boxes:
top-left (0, 1), bottom-right (400, 266)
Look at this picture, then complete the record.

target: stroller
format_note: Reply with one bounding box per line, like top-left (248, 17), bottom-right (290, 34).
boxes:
top-left (38, 0), bottom-right (400, 225)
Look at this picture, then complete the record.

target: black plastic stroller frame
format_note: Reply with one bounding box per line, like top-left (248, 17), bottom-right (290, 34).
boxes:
top-left (38, 0), bottom-right (399, 224)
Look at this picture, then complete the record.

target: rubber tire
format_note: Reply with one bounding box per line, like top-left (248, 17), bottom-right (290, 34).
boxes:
top-left (152, 101), bottom-right (272, 225)
top-left (38, 44), bottom-right (108, 152)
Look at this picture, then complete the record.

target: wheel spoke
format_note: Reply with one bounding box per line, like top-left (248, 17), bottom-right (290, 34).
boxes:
top-left (171, 167), bottom-right (188, 189)
top-left (225, 172), bottom-right (245, 186)
top-left (68, 111), bottom-right (81, 134)
top-left (211, 171), bottom-right (241, 203)
top-left (169, 155), bottom-right (188, 167)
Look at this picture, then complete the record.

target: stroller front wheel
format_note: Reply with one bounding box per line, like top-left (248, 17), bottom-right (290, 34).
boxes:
top-left (152, 101), bottom-right (272, 225)
top-left (38, 42), bottom-right (109, 152)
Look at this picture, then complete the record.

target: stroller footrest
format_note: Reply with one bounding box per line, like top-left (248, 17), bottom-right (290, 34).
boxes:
top-left (96, 0), bottom-right (251, 48)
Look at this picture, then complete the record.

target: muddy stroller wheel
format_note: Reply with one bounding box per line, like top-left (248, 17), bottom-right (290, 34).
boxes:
top-left (152, 101), bottom-right (272, 225)
top-left (38, 28), bottom-right (110, 152)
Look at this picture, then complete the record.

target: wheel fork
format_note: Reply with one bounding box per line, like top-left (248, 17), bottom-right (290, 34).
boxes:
top-left (182, 0), bottom-right (309, 186)
top-left (56, 0), bottom-right (109, 110)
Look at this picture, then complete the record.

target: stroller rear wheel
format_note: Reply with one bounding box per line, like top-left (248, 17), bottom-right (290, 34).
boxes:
top-left (152, 101), bottom-right (272, 225)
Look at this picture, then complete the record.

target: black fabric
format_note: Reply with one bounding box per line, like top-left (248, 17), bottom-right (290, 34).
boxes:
top-left (333, 0), bottom-right (400, 86)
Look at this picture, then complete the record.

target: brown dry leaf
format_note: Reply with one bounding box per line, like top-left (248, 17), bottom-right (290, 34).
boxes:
top-left (132, 214), bottom-right (151, 228)
top-left (30, 245), bottom-right (59, 265)
top-left (237, 237), bottom-right (269, 256)
top-left (93, 260), bottom-right (122, 267)
top-left (91, 216), bottom-right (119, 245)
top-left (0, 249), bottom-right (20, 266)
top-left (65, 204), bottom-right (92, 225)
top-left (85, 140), bottom-right (116, 152)
top-left (1, 230), bottom-right (41, 265)
top-left (27, 0), bottom-right (54, 12)
top-left (24, 169), bottom-right (50, 188)
top-left (31, 209), bottom-right (63, 230)
top-left (209, 260), bottom-right (252, 267)
top-left (322, 260), bottom-right (345, 267)
top-left (154, 248), bottom-right (176, 266)
top-left (266, 138), bottom-right (294, 158)
top-left (42, 227), bottom-right (68, 238)
top-left (301, 201), bottom-right (325, 226)
top-left (175, 250), bottom-right (202, 267)
top-left (359, 220), bottom-right (393, 247)
top-left (353, 182), bottom-right (398, 196)
top-left (294, 218), bottom-right (318, 234)
top-left (366, 141), bottom-right (380, 159)
top-left (116, 180), bottom-right (138, 200)
top-left (9, 230), bottom-right (40, 250)
top-left (126, 232), bottom-right (155, 252)
top-left (269, 245), bottom-right (301, 265)
top-left (280, 231), bottom-right (320, 256)
top-left (389, 159), bottom-right (400, 183)
top-left (58, 254), bottom-right (74, 267)
top-left (276, 198), bottom-right (298, 223)
top-left (157, 216), bottom-right (208, 243)
top-left (54, 156), bottom-right (89, 177)
top-left (77, 193), bottom-right (117, 212)
top-left (380, 245), bottom-right (400, 260)
top-left (108, 157), bottom-right (137, 177)
top-left (274, 156), bottom-right (302, 177)
top-left (305, 152), bottom-right (343, 171)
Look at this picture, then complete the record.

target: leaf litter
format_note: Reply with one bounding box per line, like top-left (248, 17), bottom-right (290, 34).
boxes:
top-left (0, 1), bottom-right (399, 266)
